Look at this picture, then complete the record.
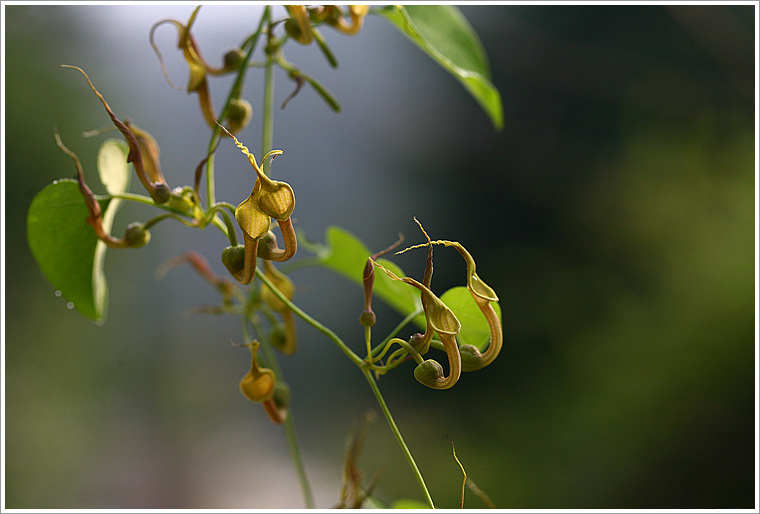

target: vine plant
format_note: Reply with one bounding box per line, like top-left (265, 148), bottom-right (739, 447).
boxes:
top-left (27, 5), bottom-right (504, 509)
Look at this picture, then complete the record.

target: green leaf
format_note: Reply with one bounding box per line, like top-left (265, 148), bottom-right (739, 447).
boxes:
top-left (27, 180), bottom-right (110, 321)
top-left (98, 138), bottom-right (131, 196)
top-left (439, 286), bottom-right (501, 351)
top-left (26, 139), bottom-right (131, 322)
top-left (318, 226), bottom-right (422, 321)
top-left (381, 5), bottom-right (504, 130)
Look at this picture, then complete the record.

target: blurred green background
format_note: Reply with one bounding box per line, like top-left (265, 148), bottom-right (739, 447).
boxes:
top-left (3, 4), bottom-right (756, 509)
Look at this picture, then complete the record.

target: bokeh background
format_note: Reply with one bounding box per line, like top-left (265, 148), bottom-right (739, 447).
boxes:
top-left (3, 4), bottom-right (756, 509)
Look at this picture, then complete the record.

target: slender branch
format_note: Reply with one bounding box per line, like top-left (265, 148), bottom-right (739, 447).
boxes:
top-left (361, 367), bottom-right (435, 509)
top-left (261, 19), bottom-right (276, 175)
top-left (255, 267), bottom-right (363, 367)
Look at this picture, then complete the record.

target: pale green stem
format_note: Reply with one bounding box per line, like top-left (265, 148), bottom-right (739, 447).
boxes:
top-left (261, 40), bottom-right (275, 175)
top-left (282, 406), bottom-right (315, 509)
top-left (362, 367), bottom-right (435, 509)
top-left (255, 267), bottom-right (363, 367)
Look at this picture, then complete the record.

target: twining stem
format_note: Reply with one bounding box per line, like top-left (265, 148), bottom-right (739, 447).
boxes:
top-left (362, 367), bottom-right (436, 509)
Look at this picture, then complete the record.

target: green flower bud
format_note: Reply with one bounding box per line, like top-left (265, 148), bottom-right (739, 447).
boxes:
top-left (123, 222), bottom-right (151, 248)
top-left (359, 309), bottom-right (376, 327)
top-left (151, 182), bottom-right (172, 205)
top-left (223, 48), bottom-right (246, 70)
top-left (459, 344), bottom-right (485, 372)
top-left (221, 244), bottom-right (246, 277)
top-left (226, 98), bottom-right (253, 134)
top-left (414, 359), bottom-right (445, 388)
top-left (166, 187), bottom-right (196, 214)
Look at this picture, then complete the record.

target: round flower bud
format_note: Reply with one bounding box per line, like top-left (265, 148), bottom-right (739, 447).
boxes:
top-left (221, 244), bottom-right (246, 278)
top-left (223, 48), bottom-right (246, 70)
top-left (226, 98), bottom-right (253, 134)
top-left (151, 182), bottom-right (172, 205)
top-left (359, 309), bottom-right (376, 327)
top-left (459, 344), bottom-right (485, 372)
top-left (413, 359), bottom-right (444, 388)
top-left (124, 222), bottom-right (151, 248)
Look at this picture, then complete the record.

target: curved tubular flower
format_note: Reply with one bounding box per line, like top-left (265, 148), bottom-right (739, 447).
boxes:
top-left (335, 5), bottom-right (369, 35)
top-left (262, 382), bottom-right (290, 424)
top-left (150, 7), bottom-right (241, 130)
top-left (257, 222), bottom-right (297, 262)
top-left (315, 5), bottom-right (369, 35)
top-left (62, 66), bottom-right (171, 204)
top-left (409, 239), bottom-right (503, 372)
top-left (239, 340), bottom-right (277, 403)
top-left (222, 235), bottom-right (258, 286)
top-left (371, 259), bottom-right (462, 390)
top-left (124, 121), bottom-right (167, 187)
top-left (217, 123), bottom-right (297, 285)
top-left (284, 5), bottom-right (314, 44)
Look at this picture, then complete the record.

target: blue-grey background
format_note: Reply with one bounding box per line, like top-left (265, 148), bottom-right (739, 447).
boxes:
top-left (4, 4), bottom-right (756, 509)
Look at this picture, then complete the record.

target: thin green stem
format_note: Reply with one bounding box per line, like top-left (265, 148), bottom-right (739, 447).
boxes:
top-left (372, 307), bottom-right (423, 358)
top-left (282, 408), bottom-right (315, 508)
top-left (261, 33), bottom-right (276, 175)
top-left (255, 267), bottom-right (363, 367)
top-left (361, 367), bottom-right (435, 509)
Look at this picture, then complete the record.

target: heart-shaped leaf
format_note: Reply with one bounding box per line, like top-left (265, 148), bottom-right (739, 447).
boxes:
top-left (439, 286), bottom-right (502, 351)
top-left (26, 139), bottom-right (130, 322)
top-left (381, 5), bottom-right (504, 130)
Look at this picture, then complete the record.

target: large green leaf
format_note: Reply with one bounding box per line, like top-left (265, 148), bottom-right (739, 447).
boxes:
top-left (26, 139), bottom-right (130, 322)
top-left (381, 5), bottom-right (504, 130)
